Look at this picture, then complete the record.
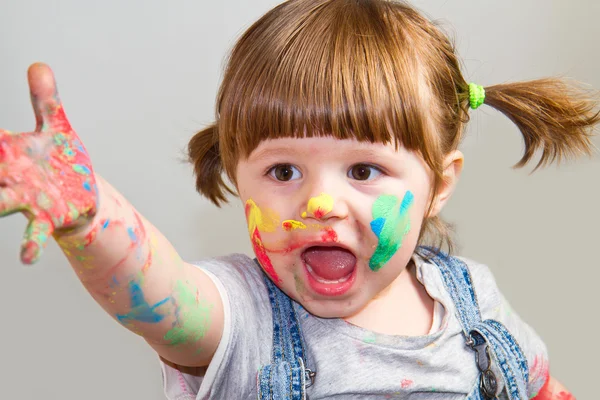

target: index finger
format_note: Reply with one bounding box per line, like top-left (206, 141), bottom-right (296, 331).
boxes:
top-left (27, 63), bottom-right (72, 133)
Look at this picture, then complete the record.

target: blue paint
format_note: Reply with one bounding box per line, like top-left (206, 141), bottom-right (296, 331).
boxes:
top-left (370, 217), bottom-right (385, 237)
top-left (74, 139), bottom-right (86, 153)
top-left (116, 280), bottom-right (170, 324)
top-left (102, 219), bottom-right (110, 230)
top-left (127, 227), bottom-right (138, 243)
top-left (73, 164), bottom-right (91, 175)
top-left (83, 181), bottom-right (91, 191)
top-left (399, 191), bottom-right (414, 214)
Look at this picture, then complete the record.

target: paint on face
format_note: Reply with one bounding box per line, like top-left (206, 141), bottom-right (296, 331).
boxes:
top-left (245, 199), bottom-right (281, 284)
top-left (301, 193), bottom-right (334, 219)
top-left (116, 280), bottom-right (170, 325)
top-left (369, 191), bottom-right (414, 272)
top-left (282, 220), bottom-right (307, 231)
top-left (164, 280), bottom-right (214, 347)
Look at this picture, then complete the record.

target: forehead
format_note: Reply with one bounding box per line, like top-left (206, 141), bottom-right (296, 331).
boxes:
top-left (245, 136), bottom-right (408, 163)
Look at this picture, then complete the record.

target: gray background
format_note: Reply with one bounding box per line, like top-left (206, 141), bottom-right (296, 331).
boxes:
top-left (1, 0), bottom-right (598, 398)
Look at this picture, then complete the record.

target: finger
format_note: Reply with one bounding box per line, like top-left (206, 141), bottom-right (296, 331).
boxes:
top-left (27, 63), bottom-right (71, 133)
top-left (20, 215), bottom-right (55, 264)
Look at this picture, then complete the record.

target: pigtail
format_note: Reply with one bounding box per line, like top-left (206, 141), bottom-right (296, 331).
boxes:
top-left (483, 78), bottom-right (599, 169)
top-left (187, 124), bottom-right (236, 206)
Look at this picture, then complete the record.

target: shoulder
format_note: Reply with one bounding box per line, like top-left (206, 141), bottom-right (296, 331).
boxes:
top-left (455, 256), bottom-right (503, 312)
top-left (192, 253), bottom-right (267, 297)
top-left (455, 255), bottom-right (550, 397)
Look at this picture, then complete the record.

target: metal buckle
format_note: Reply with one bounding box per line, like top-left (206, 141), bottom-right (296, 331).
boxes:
top-left (304, 368), bottom-right (316, 388)
top-left (468, 334), bottom-right (498, 399)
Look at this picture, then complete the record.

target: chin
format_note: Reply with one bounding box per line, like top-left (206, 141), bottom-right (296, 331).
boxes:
top-left (291, 291), bottom-right (368, 319)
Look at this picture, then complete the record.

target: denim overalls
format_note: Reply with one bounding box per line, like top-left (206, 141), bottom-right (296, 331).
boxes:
top-left (256, 247), bottom-right (530, 400)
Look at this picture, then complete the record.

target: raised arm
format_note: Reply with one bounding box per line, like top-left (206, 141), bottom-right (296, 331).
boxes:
top-left (0, 63), bottom-right (224, 367)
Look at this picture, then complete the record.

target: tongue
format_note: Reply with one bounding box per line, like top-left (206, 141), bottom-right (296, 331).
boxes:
top-left (302, 246), bottom-right (356, 280)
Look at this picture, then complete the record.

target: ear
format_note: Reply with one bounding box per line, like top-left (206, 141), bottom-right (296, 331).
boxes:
top-left (428, 150), bottom-right (464, 217)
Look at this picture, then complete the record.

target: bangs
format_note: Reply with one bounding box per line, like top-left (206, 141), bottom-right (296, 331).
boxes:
top-left (216, 0), bottom-right (434, 163)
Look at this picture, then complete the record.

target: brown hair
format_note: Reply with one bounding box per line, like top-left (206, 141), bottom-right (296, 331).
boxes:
top-left (188, 0), bottom-right (599, 251)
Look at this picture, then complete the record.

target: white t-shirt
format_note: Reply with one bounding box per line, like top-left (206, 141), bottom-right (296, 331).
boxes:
top-left (160, 253), bottom-right (549, 399)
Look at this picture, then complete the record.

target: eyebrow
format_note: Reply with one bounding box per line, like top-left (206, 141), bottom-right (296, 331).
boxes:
top-left (248, 144), bottom-right (396, 163)
top-left (248, 146), bottom-right (310, 162)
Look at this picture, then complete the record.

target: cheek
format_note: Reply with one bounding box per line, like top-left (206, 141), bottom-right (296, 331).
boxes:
top-left (368, 191), bottom-right (416, 271)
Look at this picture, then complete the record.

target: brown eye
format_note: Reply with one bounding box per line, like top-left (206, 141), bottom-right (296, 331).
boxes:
top-left (269, 164), bottom-right (301, 181)
top-left (348, 164), bottom-right (381, 181)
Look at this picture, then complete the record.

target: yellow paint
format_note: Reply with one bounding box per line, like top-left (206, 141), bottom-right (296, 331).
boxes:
top-left (282, 220), bottom-right (307, 231)
top-left (301, 193), bottom-right (334, 219)
top-left (246, 199), bottom-right (279, 234)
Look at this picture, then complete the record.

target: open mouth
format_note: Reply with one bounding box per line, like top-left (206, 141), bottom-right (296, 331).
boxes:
top-left (301, 246), bottom-right (358, 296)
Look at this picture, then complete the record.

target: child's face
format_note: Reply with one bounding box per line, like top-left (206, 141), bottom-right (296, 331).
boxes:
top-left (236, 136), bottom-right (438, 318)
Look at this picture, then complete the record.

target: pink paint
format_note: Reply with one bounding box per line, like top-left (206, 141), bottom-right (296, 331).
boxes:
top-left (401, 379), bottom-right (413, 389)
top-left (0, 63), bottom-right (98, 263)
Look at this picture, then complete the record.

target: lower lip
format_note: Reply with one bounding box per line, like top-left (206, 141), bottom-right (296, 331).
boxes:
top-left (302, 261), bottom-right (357, 296)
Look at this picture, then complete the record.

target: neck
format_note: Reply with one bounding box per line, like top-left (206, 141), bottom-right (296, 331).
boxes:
top-left (343, 261), bottom-right (435, 336)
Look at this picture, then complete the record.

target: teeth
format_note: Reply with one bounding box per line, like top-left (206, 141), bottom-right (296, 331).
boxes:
top-left (305, 262), bottom-right (352, 284)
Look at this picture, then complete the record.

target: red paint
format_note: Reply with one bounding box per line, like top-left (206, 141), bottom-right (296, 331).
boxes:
top-left (533, 377), bottom-right (576, 400)
top-left (320, 226), bottom-right (338, 242)
top-left (282, 221), bottom-right (293, 231)
top-left (313, 208), bottom-right (326, 219)
top-left (556, 392), bottom-right (575, 400)
top-left (264, 227), bottom-right (340, 254)
top-left (252, 227), bottom-right (281, 284)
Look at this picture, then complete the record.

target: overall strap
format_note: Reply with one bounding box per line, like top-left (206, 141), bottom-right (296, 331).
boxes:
top-left (257, 270), bottom-right (310, 400)
top-left (418, 247), bottom-right (529, 400)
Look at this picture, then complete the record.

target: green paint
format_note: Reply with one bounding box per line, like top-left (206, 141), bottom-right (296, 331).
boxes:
top-left (63, 147), bottom-right (75, 157)
top-left (364, 332), bottom-right (377, 344)
top-left (369, 191), bottom-right (414, 271)
top-left (24, 220), bottom-right (51, 248)
top-left (164, 280), bottom-right (213, 347)
top-left (72, 164), bottom-right (91, 175)
top-left (36, 192), bottom-right (53, 210)
top-left (53, 133), bottom-right (66, 146)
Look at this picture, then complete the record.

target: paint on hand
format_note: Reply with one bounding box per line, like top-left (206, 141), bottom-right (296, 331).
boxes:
top-left (282, 220), bottom-right (307, 231)
top-left (116, 280), bottom-right (170, 325)
top-left (369, 191), bottom-right (414, 271)
top-left (246, 199), bottom-right (281, 284)
top-left (164, 280), bottom-right (213, 347)
top-left (302, 193), bottom-right (333, 219)
top-left (0, 64), bottom-right (98, 264)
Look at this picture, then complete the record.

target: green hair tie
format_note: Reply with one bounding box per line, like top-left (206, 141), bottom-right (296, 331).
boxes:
top-left (468, 83), bottom-right (485, 110)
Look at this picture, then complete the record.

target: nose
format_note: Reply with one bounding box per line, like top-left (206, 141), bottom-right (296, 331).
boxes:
top-left (301, 191), bottom-right (348, 222)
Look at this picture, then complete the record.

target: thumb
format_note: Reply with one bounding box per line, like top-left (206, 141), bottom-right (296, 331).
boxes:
top-left (27, 63), bottom-right (71, 132)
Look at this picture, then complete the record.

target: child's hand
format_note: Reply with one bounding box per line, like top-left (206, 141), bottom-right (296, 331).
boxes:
top-left (0, 63), bottom-right (98, 264)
